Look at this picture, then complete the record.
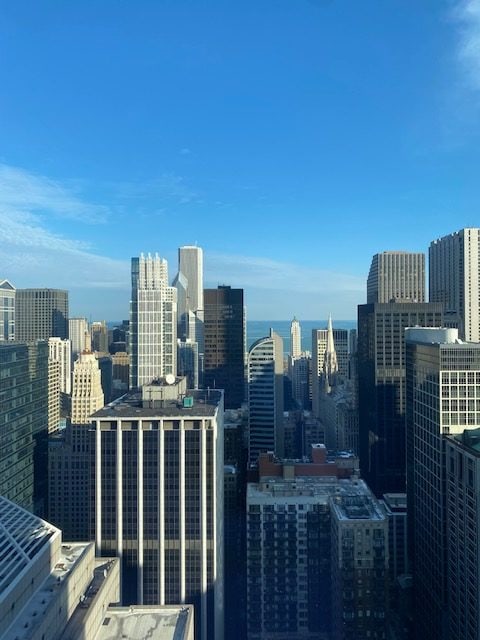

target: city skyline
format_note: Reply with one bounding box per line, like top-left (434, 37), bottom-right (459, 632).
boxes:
top-left (1, 2), bottom-right (480, 319)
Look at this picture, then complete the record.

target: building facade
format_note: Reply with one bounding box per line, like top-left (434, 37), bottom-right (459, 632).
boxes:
top-left (48, 337), bottom-right (72, 395)
top-left (445, 429), bottom-right (480, 640)
top-left (129, 253), bottom-right (177, 388)
top-left (0, 278), bottom-right (15, 341)
top-left (92, 378), bottom-right (224, 640)
top-left (0, 341), bottom-right (49, 514)
top-left (290, 317), bottom-right (301, 358)
top-left (405, 327), bottom-right (480, 640)
top-left (367, 251), bottom-right (425, 304)
top-left (358, 302), bottom-right (443, 495)
top-left (69, 317), bottom-right (89, 359)
top-left (429, 227), bottom-right (480, 342)
top-left (15, 288), bottom-right (68, 341)
top-left (312, 324), bottom-right (348, 418)
top-left (248, 330), bottom-right (284, 462)
top-left (247, 453), bottom-right (387, 640)
top-left (204, 286), bottom-right (245, 409)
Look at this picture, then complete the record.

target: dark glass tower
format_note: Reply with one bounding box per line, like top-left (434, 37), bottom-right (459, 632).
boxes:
top-left (357, 301), bottom-right (443, 495)
top-left (203, 286), bottom-right (245, 409)
top-left (0, 341), bottom-right (49, 514)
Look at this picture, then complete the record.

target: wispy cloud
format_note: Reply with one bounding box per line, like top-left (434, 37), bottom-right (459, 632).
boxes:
top-left (0, 164), bottom-right (128, 290)
top-left (0, 164), bottom-right (110, 224)
top-left (206, 252), bottom-right (364, 294)
top-left (453, 0), bottom-right (480, 91)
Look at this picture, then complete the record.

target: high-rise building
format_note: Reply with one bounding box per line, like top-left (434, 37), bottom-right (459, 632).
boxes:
top-left (129, 253), bottom-right (177, 388)
top-left (367, 251), bottom-right (425, 304)
top-left (204, 286), bottom-right (245, 409)
top-left (0, 278), bottom-right (15, 341)
top-left (445, 428), bottom-right (480, 640)
top-left (290, 316), bottom-right (301, 358)
top-left (92, 377), bottom-right (224, 640)
top-left (291, 354), bottom-right (311, 409)
top-left (91, 320), bottom-right (109, 354)
top-left (405, 327), bottom-right (480, 640)
top-left (429, 227), bottom-right (480, 341)
top-left (358, 302), bottom-right (443, 495)
top-left (312, 321), bottom-right (348, 417)
top-left (47, 358), bottom-right (60, 434)
top-left (380, 493), bottom-right (408, 581)
top-left (0, 341), bottom-right (49, 513)
top-left (330, 486), bottom-right (389, 640)
top-left (175, 245), bottom-right (204, 320)
top-left (177, 338), bottom-right (199, 389)
top-left (15, 288), bottom-right (68, 341)
top-left (48, 337), bottom-right (72, 395)
top-left (112, 351), bottom-right (129, 398)
top-left (71, 351), bottom-right (105, 425)
top-left (48, 350), bottom-right (104, 540)
top-left (248, 329), bottom-right (284, 462)
top-left (247, 448), bottom-right (387, 640)
top-left (69, 316), bottom-right (89, 359)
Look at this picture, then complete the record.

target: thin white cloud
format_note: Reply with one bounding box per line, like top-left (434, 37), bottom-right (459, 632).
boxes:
top-left (0, 165), bottom-right (128, 290)
top-left (0, 164), bottom-right (110, 224)
top-left (206, 252), bottom-right (364, 294)
top-left (453, 0), bottom-right (480, 90)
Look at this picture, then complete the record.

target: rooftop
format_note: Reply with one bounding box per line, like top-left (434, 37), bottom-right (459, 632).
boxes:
top-left (248, 477), bottom-right (385, 522)
top-left (0, 496), bottom-right (59, 598)
top-left (449, 427), bottom-right (480, 455)
top-left (92, 388), bottom-right (223, 419)
top-left (94, 606), bottom-right (193, 640)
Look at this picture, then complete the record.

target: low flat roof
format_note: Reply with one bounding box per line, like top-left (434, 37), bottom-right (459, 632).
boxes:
top-left (95, 606), bottom-right (193, 640)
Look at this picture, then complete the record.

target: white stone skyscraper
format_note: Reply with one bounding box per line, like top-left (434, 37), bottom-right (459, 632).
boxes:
top-left (290, 316), bottom-right (301, 358)
top-left (429, 227), bottom-right (480, 342)
top-left (48, 337), bottom-right (72, 395)
top-left (367, 251), bottom-right (425, 304)
top-left (323, 314), bottom-right (338, 393)
top-left (69, 317), bottom-right (89, 359)
top-left (130, 253), bottom-right (177, 388)
top-left (71, 350), bottom-right (105, 424)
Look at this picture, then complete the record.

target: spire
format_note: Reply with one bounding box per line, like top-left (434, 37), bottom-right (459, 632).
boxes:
top-left (323, 314), bottom-right (338, 393)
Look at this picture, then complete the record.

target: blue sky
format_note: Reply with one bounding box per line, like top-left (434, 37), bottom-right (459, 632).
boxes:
top-left (1, 0), bottom-right (480, 320)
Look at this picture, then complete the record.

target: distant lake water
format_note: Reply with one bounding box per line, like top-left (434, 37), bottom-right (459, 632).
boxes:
top-left (108, 319), bottom-right (357, 356)
top-left (247, 320), bottom-right (357, 353)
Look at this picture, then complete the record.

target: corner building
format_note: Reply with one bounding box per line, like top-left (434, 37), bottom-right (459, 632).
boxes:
top-left (92, 377), bottom-right (224, 640)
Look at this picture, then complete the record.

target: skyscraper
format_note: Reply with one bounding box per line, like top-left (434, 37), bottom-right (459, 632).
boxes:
top-left (48, 349), bottom-right (104, 540)
top-left (248, 329), bottom-right (284, 462)
top-left (90, 320), bottom-right (109, 354)
top-left (129, 253), bottom-right (177, 388)
top-left (358, 301), bottom-right (443, 495)
top-left (92, 377), bottom-right (224, 640)
top-left (405, 327), bottom-right (480, 640)
top-left (429, 227), bottom-right (480, 341)
top-left (71, 351), bottom-right (105, 425)
top-left (15, 288), bottom-right (68, 341)
top-left (445, 429), bottom-right (480, 640)
top-left (69, 317), bottom-right (89, 359)
top-left (290, 316), bottom-right (301, 358)
top-left (204, 286), bottom-right (245, 409)
top-left (367, 251), bottom-right (425, 304)
top-left (176, 245), bottom-right (204, 318)
top-left (0, 341), bottom-right (49, 513)
top-left (0, 278), bottom-right (15, 341)
top-left (48, 337), bottom-right (72, 395)
top-left (311, 321), bottom-right (348, 417)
